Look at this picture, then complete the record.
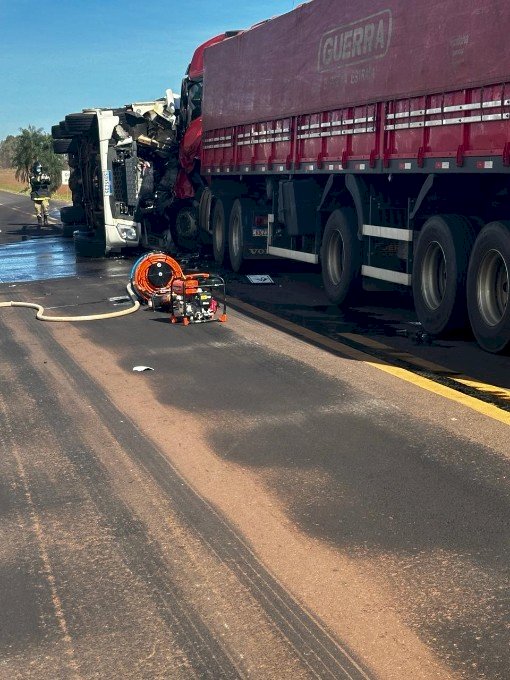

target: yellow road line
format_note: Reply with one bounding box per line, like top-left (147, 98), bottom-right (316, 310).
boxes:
top-left (339, 332), bottom-right (510, 402)
top-left (339, 332), bottom-right (453, 374)
top-left (230, 299), bottom-right (510, 426)
top-left (453, 376), bottom-right (510, 401)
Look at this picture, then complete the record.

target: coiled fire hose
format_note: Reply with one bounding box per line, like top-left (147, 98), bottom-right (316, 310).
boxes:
top-left (129, 251), bottom-right (184, 302)
top-left (0, 282), bottom-right (140, 321)
top-left (0, 252), bottom-right (192, 322)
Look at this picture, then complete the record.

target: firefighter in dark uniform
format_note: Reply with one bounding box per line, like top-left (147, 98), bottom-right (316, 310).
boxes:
top-left (29, 161), bottom-right (51, 226)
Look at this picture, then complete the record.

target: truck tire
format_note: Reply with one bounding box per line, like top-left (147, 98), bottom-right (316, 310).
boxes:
top-left (58, 120), bottom-right (75, 138)
top-left (60, 205), bottom-right (85, 225)
top-left (466, 221), bottom-right (510, 353)
top-left (60, 206), bottom-right (86, 237)
top-left (320, 208), bottom-right (361, 306)
top-left (64, 113), bottom-right (95, 135)
top-left (173, 207), bottom-right (199, 251)
top-left (228, 198), bottom-right (256, 272)
top-left (212, 198), bottom-right (233, 265)
top-left (52, 138), bottom-right (72, 154)
top-left (412, 214), bottom-right (476, 335)
top-left (52, 122), bottom-right (74, 139)
top-left (74, 230), bottom-right (107, 258)
top-left (198, 187), bottom-right (213, 234)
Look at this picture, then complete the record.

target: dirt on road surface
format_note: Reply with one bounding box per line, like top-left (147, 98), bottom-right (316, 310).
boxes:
top-left (1, 269), bottom-right (509, 680)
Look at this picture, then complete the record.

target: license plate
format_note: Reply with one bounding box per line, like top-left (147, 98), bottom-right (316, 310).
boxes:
top-left (252, 229), bottom-right (268, 237)
top-left (103, 170), bottom-right (113, 196)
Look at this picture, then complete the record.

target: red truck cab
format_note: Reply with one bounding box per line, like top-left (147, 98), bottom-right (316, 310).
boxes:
top-left (176, 33), bottom-right (241, 200)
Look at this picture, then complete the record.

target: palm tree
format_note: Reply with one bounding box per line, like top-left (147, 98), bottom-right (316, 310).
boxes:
top-left (0, 135), bottom-right (17, 168)
top-left (12, 126), bottom-right (47, 184)
top-left (12, 126), bottom-right (64, 192)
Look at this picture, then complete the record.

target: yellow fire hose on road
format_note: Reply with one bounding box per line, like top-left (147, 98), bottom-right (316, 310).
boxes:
top-left (0, 251), bottom-right (226, 324)
top-left (0, 283), bottom-right (140, 322)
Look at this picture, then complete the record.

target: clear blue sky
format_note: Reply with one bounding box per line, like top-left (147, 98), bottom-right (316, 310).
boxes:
top-left (0, 0), bottom-right (297, 140)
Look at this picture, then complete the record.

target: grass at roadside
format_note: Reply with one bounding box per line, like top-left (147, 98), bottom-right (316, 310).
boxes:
top-left (0, 168), bottom-right (70, 202)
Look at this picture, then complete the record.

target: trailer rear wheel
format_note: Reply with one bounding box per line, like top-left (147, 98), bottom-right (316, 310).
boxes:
top-left (212, 198), bottom-right (232, 265)
top-left (198, 188), bottom-right (213, 234)
top-left (321, 208), bottom-right (361, 306)
top-left (229, 198), bottom-right (257, 272)
top-left (467, 221), bottom-right (510, 353)
top-left (412, 215), bottom-right (476, 335)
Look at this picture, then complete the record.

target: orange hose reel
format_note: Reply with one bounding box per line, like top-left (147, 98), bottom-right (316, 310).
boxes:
top-left (130, 251), bottom-right (228, 324)
top-left (130, 251), bottom-right (184, 302)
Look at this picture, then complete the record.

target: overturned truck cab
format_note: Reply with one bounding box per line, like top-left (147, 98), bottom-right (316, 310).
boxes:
top-left (51, 91), bottom-right (202, 257)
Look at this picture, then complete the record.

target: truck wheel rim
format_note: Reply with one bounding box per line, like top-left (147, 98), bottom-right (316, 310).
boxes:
top-left (421, 241), bottom-right (447, 310)
top-left (327, 230), bottom-right (344, 286)
top-left (477, 249), bottom-right (508, 327)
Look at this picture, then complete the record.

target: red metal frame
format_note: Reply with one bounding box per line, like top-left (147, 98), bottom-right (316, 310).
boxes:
top-left (202, 84), bottom-right (510, 174)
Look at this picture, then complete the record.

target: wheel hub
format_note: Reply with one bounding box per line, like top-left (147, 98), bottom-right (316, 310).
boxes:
top-left (421, 241), bottom-right (447, 310)
top-left (476, 248), bottom-right (509, 327)
top-left (176, 210), bottom-right (198, 239)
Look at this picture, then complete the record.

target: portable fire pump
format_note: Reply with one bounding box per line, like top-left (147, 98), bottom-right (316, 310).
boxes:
top-left (130, 251), bottom-right (227, 325)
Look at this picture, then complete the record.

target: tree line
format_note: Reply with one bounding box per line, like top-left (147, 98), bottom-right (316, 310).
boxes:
top-left (0, 126), bottom-right (65, 193)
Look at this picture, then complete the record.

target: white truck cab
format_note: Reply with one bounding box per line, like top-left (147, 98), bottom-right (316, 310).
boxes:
top-left (53, 92), bottom-right (179, 256)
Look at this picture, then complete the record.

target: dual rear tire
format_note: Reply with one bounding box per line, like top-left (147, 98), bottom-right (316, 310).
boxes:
top-left (413, 215), bottom-right (509, 353)
top-left (321, 209), bottom-right (509, 353)
top-left (467, 221), bottom-right (510, 353)
top-left (412, 215), bottom-right (476, 336)
top-left (64, 113), bottom-right (95, 135)
top-left (52, 138), bottom-right (73, 154)
top-left (212, 197), bottom-right (254, 272)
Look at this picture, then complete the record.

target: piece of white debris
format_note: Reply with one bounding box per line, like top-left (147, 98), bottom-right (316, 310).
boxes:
top-left (132, 366), bottom-right (154, 372)
top-left (246, 274), bottom-right (274, 284)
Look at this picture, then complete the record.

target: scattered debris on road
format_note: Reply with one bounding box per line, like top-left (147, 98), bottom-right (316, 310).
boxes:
top-left (246, 274), bottom-right (275, 284)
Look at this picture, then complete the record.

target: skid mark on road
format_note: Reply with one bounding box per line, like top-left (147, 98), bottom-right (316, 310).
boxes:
top-left (7, 309), bottom-right (373, 679)
top-left (0, 394), bottom-right (83, 680)
top-left (1, 337), bottom-right (245, 677)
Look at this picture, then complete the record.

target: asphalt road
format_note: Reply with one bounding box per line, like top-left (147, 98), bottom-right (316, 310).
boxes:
top-left (0, 191), bottom-right (509, 680)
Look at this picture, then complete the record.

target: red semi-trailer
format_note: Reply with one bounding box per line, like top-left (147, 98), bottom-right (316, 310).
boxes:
top-left (179, 0), bottom-right (510, 353)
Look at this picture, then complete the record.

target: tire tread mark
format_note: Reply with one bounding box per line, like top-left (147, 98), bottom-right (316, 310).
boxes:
top-left (4, 311), bottom-right (373, 680)
top-left (0, 317), bottom-right (243, 680)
